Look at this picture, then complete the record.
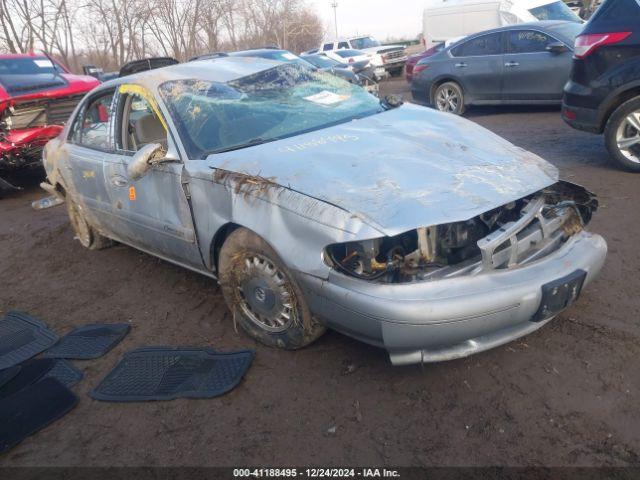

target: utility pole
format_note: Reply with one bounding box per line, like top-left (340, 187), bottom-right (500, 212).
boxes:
top-left (331, 2), bottom-right (338, 38)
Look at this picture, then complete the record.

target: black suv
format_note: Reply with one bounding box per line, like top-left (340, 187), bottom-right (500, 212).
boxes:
top-left (562, 0), bottom-right (640, 171)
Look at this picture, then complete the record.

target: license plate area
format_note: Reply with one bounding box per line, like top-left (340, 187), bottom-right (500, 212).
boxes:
top-left (532, 269), bottom-right (587, 322)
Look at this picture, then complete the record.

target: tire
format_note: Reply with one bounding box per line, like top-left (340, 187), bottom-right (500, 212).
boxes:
top-left (218, 227), bottom-right (326, 350)
top-left (604, 96), bottom-right (640, 172)
top-left (66, 197), bottom-right (112, 250)
top-left (433, 81), bottom-right (466, 115)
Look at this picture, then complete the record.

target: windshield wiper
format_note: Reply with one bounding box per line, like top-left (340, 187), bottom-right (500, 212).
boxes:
top-left (209, 137), bottom-right (270, 155)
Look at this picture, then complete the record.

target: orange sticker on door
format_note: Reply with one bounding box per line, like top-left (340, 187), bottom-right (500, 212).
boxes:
top-left (129, 186), bottom-right (136, 201)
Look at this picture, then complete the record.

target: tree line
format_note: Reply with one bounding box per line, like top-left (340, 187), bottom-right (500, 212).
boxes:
top-left (0, 0), bottom-right (324, 72)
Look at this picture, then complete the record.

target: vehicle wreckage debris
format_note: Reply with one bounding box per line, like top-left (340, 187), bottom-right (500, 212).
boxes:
top-left (0, 377), bottom-right (78, 455)
top-left (31, 195), bottom-right (64, 211)
top-left (90, 347), bottom-right (254, 402)
top-left (0, 311), bottom-right (58, 370)
top-left (43, 324), bottom-right (131, 360)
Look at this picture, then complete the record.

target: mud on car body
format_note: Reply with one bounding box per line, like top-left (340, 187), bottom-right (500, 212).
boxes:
top-left (0, 53), bottom-right (99, 193)
top-left (42, 57), bottom-right (607, 365)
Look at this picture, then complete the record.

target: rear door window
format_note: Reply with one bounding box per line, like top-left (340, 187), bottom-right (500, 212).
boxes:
top-left (70, 91), bottom-right (114, 150)
top-left (338, 42), bottom-right (350, 49)
top-left (507, 30), bottom-right (554, 53)
top-left (451, 33), bottom-right (503, 57)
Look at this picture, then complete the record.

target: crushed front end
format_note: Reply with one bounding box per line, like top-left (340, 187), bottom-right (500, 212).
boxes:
top-left (299, 181), bottom-right (607, 365)
top-left (0, 94), bottom-right (84, 193)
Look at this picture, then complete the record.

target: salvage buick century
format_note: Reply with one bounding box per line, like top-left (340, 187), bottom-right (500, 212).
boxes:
top-left (42, 58), bottom-right (607, 365)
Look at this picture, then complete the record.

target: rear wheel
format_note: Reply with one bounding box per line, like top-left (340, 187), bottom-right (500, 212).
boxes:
top-left (218, 228), bottom-right (326, 350)
top-left (604, 97), bottom-right (640, 172)
top-left (433, 81), bottom-right (465, 115)
top-left (66, 197), bottom-right (112, 250)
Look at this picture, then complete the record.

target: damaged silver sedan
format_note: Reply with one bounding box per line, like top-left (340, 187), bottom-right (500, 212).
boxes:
top-left (42, 58), bottom-right (607, 365)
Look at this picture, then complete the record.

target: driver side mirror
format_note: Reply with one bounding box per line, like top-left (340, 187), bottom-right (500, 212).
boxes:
top-left (127, 143), bottom-right (167, 181)
top-left (546, 42), bottom-right (569, 54)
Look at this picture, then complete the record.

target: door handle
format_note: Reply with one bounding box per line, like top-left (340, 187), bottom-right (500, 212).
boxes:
top-left (455, 62), bottom-right (468, 68)
top-left (505, 61), bottom-right (520, 67)
top-left (111, 175), bottom-right (128, 187)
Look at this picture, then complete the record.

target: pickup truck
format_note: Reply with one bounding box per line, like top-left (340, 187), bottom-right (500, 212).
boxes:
top-left (318, 36), bottom-right (407, 77)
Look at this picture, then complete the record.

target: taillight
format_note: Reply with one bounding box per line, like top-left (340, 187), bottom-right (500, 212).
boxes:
top-left (574, 32), bottom-right (632, 59)
top-left (414, 64), bottom-right (429, 75)
top-left (349, 58), bottom-right (354, 64)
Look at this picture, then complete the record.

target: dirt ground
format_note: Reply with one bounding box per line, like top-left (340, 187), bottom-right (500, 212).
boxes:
top-left (0, 77), bottom-right (639, 467)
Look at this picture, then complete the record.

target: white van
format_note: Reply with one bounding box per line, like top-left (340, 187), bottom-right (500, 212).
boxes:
top-left (422, 0), bottom-right (582, 47)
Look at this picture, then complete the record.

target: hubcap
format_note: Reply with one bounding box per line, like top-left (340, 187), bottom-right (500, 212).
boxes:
top-left (616, 111), bottom-right (640, 164)
top-left (235, 254), bottom-right (296, 333)
top-left (436, 87), bottom-right (460, 113)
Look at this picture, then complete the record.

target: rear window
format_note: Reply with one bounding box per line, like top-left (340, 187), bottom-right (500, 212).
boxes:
top-left (304, 55), bottom-right (340, 68)
top-left (335, 50), bottom-right (363, 58)
top-left (529, 1), bottom-right (582, 21)
top-left (451, 33), bottom-right (503, 57)
top-left (0, 57), bottom-right (58, 75)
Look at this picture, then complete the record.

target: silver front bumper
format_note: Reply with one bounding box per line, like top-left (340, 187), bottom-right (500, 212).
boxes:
top-left (297, 231), bottom-right (607, 365)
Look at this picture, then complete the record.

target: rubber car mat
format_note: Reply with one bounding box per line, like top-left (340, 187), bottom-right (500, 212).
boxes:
top-left (90, 347), bottom-right (254, 402)
top-left (45, 360), bottom-right (83, 388)
top-left (43, 324), bottom-right (130, 360)
top-left (0, 377), bottom-right (78, 454)
top-left (0, 365), bottom-right (20, 389)
top-left (0, 359), bottom-right (82, 400)
top-left (0, 311), bottom-right (58, 369)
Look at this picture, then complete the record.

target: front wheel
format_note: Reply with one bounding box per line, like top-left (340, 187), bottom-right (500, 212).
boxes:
top-left (218, 228), bottom-right (326, 350)
top-left (66, 197), bottom-right (112, 250)
top-left (604, 97), bottom-right (640, 172)
top-left (433, 82), bottom-right (465, 115)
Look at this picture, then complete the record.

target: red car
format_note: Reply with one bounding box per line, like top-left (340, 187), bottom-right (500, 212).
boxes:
top-left (0, 53), bottom-right (99, 193)
top-left (405, 43), bottom-right (445, 83)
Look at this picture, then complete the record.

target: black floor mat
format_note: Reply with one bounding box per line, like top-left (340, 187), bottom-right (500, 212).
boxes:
top-left (43, 324), bottom-right (130, 360)
top-left (0, 365), bottom-right (20, 389)
top-left (0, 311), bottom-right (58, 370)
top-left (0, 377), bottom-right (78, 454)
top-left (90, 347), bottom-right (254, 402)
top-left (0, 359), bottom-right (82, 400)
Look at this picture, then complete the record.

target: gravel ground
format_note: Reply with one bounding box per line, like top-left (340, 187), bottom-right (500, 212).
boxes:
top-left (0, 77), bottom-right (638, 467)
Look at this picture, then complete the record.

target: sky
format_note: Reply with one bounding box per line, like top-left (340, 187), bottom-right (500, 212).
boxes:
top-left (308, 0), bottom-right (426, 41)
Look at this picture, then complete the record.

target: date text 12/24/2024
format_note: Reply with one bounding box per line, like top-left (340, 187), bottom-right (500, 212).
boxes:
top-left (233, 469), bottom-right (401, 478)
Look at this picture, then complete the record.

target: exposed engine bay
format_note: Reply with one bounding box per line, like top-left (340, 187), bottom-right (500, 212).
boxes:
top-left (325, 181), bottom-right (598, 283)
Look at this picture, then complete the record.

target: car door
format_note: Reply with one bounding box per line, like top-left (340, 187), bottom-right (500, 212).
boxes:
top-left (102, 85), bottom-right (203, 268)
top-left (502, 29), bottom-right (573, 102)
top-left (64, 89), bottom-right (116, 227)
top-left (449, 32), bottom-right (505, 102)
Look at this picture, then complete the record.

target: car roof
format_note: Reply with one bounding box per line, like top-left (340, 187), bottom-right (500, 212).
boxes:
top-left (0, 52), bottom-right (48, 59)
top-left (463, 20), bottom-right (578, 38)
top-left (100, 56), bottom-right (285, 91)
top-left (231, 49), bottom-right (287, 56)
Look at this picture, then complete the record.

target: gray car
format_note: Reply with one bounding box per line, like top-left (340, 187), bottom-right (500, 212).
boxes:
top-left (411, 21), bottom-right (584, 115)
top-left (42, 57), bottom-right (606, 365)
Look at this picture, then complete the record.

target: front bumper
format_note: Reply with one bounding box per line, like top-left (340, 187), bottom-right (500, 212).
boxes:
top-left (298, 231), bottom-right (607, 365)
top-left (383, 58), bottom-right (407, 71)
